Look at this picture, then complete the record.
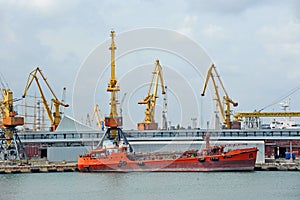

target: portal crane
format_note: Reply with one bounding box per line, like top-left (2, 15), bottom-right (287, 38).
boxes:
top-left (201, 64), bottom-right (238, 129)
top-left (22, 67), bottom-right (69, 131)
top-left (138, 60), bottom-right (165, 130)
top-left (97, 31), bottom-right (133, 153)
top-left (104, 31), bottom-right (122, 128)
top-left (0, 88), bottom-right (26, 160)
top-left (92, 104), bottom-right (105, 131)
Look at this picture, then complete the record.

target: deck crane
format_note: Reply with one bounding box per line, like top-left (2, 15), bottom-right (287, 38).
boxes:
top-left (22, 67), bottom-right (69, 131)
top-left (201, 64), bottom-right (238, 129)
top-left (92, 104), bottom-right (105, 131)
top-left (138, 59), bottom-right (165, 130)
top-left (0, 88), bottom-right (26, 160)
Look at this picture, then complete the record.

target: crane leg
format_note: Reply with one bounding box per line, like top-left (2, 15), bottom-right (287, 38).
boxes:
top-left (0, 128), bottom-right (27, 161)
top-left (97, 127), bottom-right (133, 153)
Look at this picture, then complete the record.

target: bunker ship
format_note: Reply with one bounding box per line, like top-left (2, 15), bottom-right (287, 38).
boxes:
top-left (77, 127), bottom-right (258, 172)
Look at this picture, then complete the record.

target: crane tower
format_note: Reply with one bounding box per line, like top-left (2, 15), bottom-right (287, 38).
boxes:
top-left (97, 31), bottom-right (133, 152)
top-left (138, 60), bottom-right (165, 130)
top-left (0, 89), bottom-right (27, 160)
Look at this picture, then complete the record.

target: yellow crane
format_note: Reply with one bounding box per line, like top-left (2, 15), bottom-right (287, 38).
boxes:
top-left (0, 88), bottom-right (26, 160)
top-left (201, 64), bottom-right (238, 129)
top-left (138, 59), bottom-right (165, 130)
top-left (104, 30), bottom-right (122, 129)
top-left (97, 31), bottom-right (133, 153)
top-left (92, 104), bottom-right (105, 131)
top-left (22, 67), bottom-right (69, 131)
top-left (234, 111), bottom-right (300, 121)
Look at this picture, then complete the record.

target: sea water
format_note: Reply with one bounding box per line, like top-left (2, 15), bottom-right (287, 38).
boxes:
top-left (0, 171), bottom-right (299, 200)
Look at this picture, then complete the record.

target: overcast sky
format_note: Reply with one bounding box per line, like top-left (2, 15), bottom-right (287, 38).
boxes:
top-left (0, 0), bottom-right (299, 129)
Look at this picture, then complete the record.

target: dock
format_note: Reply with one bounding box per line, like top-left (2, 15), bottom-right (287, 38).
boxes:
top-left (0, 161), bottom-right (77, 174)
top-left (1, 160), bottom-right (300, 174)
top-left (255, 159), bottom-right (300, 171)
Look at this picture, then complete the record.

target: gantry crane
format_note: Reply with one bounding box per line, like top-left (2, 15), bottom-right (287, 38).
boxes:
top-left (0, 88), bottom-right (26, 160)
top-left (234, 111), bottom-right (300, 121)
top-left (201, 64), bottom-right (238, 129)
top-left (234, 110), bottom-right (300, 129)
top-left (22, 67), bottom-right (69, 131)
top-left (92, 104), bottom-right (105, 131)
top-left (138, 59), bottom-right (165, 130)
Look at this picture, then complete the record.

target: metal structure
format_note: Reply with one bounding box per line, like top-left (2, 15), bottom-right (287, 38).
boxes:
top-left (234, 111), bottom-right (300, 121)
top-left (119, 92), bottom-right (127, 117)
top-left (162, 86), bottom-right (168, 130)
top-left (234, 111), bottom-right (300, 129)
top-left (99, 31), bottom-right (131, 151)
top-left (138, 60), bottom-right (166, 130)
top-left (22, 67), bottom-right (69, 131)
top-left (201, 64), bottom-right (238, 129)
top-left (92, 104), bottom-right (105, 131)
top-left (0, 89), bottom-right (27, 160)
top-left (104, 31), bottom-right (122, 128)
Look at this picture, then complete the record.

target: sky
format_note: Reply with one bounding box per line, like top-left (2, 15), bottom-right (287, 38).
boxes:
top-left (0, 0), bottom-right (300, 130)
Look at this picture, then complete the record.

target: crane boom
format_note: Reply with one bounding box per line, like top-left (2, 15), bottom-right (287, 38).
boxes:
top-left (138, 60), bottom-right (165, 130)
top-left (119, 92), bottom-right (127, 117)
top-left (22, 67), bottom-right (69, 131)
top-left (92, 104), bottom-right (105, 131)
top-left (201, 64), bottom-right (238, 129)
top-left (234, 111), bottom-right (300, 121)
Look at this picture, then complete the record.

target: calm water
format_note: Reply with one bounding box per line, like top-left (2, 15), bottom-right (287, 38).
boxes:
top-left (0, 171), bottom-right (299, 200)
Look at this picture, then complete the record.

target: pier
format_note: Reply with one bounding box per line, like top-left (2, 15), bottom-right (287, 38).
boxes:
top-left (0, 161), bottom-right (77, 174)
top-left (1, 160), bottom-right (300, 174)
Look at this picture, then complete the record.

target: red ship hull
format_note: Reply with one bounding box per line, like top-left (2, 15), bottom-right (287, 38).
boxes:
top-left (78, 147), bottom-right (258, 172)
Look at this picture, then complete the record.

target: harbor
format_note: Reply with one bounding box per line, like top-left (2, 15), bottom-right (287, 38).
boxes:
top-left (1, 30), bottom-right (300, 169)
top-left (1, 1), bottom-right (300, 200)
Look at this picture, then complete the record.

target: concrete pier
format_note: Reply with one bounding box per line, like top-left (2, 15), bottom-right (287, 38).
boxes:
top-left (1, 160), bottom-right (299, 174)
top-left (255, 160), bottom-right (300, 171)
top-left (0, 161), bottom-right (77, 174)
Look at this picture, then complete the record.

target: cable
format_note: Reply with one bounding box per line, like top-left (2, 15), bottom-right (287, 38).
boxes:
top-left (259, 85), bottom-right (300, 111)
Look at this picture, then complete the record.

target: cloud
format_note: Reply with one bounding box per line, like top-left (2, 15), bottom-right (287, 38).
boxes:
top-left (1, 0), bottom-right (74, 15)
top-left (187, 0), bottom-right (262, 15)
top-left (258, 21), bottom-right (300, 57)
top-left (203, 24), bottom-right (225, 38)
top-left (37, 28), bottom-right (91, 63)
top-left (177, 15), bottom-right (198, 37)
top-left (0, 0), bottom-right (300, 128)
